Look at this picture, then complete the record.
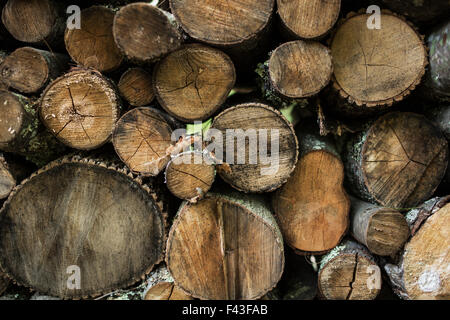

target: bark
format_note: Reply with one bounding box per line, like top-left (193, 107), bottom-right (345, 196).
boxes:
top-left (166, 191), bottom-right (284, 300)
top-left (153, 44), bottom-right (236, 122)
top-left (350, 196), bottom-right (410, 257)
top-left (384, 196), bottom-right (450, 300)
top-left (211, 102), bottom-right (298, 193)
top-left (344, 112), bottom-right (448, 209)
top-left (40, 69), bottom-right (121, 150)
top-left (0, 154), bottom-right (166, 299)
top-left (318, 239), bottom-right (382, 300)
top-left (0, 47), bottom-right (69, 93)
top-left (0, 90), bottom-right (66, 166)
top-left (272, 122), bottom-right (350, 255)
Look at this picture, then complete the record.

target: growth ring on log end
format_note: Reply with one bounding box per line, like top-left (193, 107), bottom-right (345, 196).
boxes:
top-left (277, 0), bottom-right (341, 39)
top-left (166, 192), bottom-right (284, 300)
top-left (40, 69), bottom-right (121, 150)
top-left (169, 0), bottom-right (274, 47)
top-left (331, 12), bottom-right (427, 107)
top-left (0, 156), bottom-right (165, 299)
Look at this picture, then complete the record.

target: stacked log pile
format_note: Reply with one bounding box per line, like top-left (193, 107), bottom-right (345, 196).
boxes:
top-left (0, 0), bottom-right (448, 300)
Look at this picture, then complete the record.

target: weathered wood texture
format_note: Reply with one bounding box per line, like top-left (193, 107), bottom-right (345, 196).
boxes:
top-left (0, 153), bottom-right (15, 199)
top-left (350, 196), bottom-right (409, 257)
top-left (385, 196), bottom-right (450, 300)
top-left (143, 265), bottom-right (193, 300)
top-left (277, 0), bottom-right (341, 39)
top-left (65, 6), bottom-right (123, 73)
top-left (330, 11), bottom-right (427, 112)
top-left (112, 107), bottom-right (174, 176)
top-left (0, 90), bottom-right (65, 166)
top-left (0, 47), bottom-right (69, 93)
top-left (0, 155), bottom-right (166, 299)
top-left (345, 112), bottom-right (448, 209)
top-left (166, 191), bottom-right (284, 300)
top-left (165, 151), bottom-right (215, 201)
top-left (212, 103), bottom-right (298, 193)
top-left (118, 68), bottom-right (154, 107)
top-left (153, 44), bottom-right (236, 122)
top-left (379, 0), bottom-right (450, 25)
top-left (318, 240), bottom-right (382, 300)
top-left (272, 124), bottom-right (350, 254)
top-left (113, 3), bottom-right (182, 64)
top-left (40, 69), bottom-right (121, 150)
top-left (1, 0), bottom-right (65, 46)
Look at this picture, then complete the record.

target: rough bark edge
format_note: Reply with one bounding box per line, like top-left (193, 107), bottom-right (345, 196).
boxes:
top-left (211, 102), bottom-right (299, 193)
top-left (166, 191), bottom-right (285, 300)
top-left (329, 9), bottom-right (428, 108)
top-left (0, 153), bottom-right (167, 300)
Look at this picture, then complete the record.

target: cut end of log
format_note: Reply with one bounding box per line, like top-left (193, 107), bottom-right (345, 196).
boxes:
top-left (40, 69), bottom-right (121, 150)
top-left (268, 40), bottom-right (333, 99)
top-left (0, 155), bottom-right (15, 199)
top-left (112, 107), bottom-right (174, 176)
top-left (331, 12), bottom-right (427, 107)
top-left (153, 44), bottom-right (236, 121)
top-left (170, 0), bottom-right (274, 46)
top-left (0, 90), bottom-right (24, 146)
top-left (118, 68), bottom-right (154, 107)
top-left (277, 0), bottom-right (341, 39)
top-left (166, 192), bottom-right (284, 300)
top-left (144, 282), bottom-right (193, 300)
top-left (165, 151), bottom-right (215, 201)
top-left (65, 6), bottom-right (123, 73)
top-left (113, 3), bottom-right (182, 63)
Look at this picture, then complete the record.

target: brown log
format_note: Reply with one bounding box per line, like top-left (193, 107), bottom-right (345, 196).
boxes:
top-left (272, 123), bottom-right (350, 254)
top-left (118, 67), bottom-right (154, 107)
top-left (153, 44), bottom-right (236, 122)
top-left (0, 47), bottom-right (69, 94)
top-left (344, 112), bottom-right (448, 209)
top-left (1, 0), bottom-right (64, 45)
top-left (169, 0), bottom-right (274, 48)
top-left (385, 196), bottom-right (450, 300)
top-left (277, 0), bottom-right (341, 39)
top-left (143, 265), bottom-right (193, 300)
top-left (113, 3), bottom-right (182, 64)
top-left (165, 151), bottom-right (216, 202)
top-left (166, 191), bottom-right (284, 300)
top-left (318, 240), bottom-right (382, 300)
top-left (0, 155), bottom-right (166, 299)
top-left (0, 274), bottom-right (9, 295)
top-left (112, 107), bottom-right (174, 176)
top-left (350, 196), bottom-right (409, 257)
top-left (64, 6), bottom-right (124, 73)
top-left (211, 102), bottom-right (298, 193)
top-left (40, 69), bottom-right (121, 150)
top-left (0, 90), bottom-right (65, 166)
top-left (0, 153), bottom-right (15, 199)
top-left (330, 11), bottom-right (427, 113)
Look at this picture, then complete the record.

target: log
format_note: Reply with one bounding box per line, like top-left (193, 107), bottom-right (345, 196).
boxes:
top-left (277, 0), bottom-right (341, 39)
top-left (113, 3), bottom-right (182, 64)
top-left (169, 0), bottom-right (274, 48)
top-left (143, 265), bottom-right (193, 300)
top-left (211, 102), bottom-right (298, 193)
top-left (385, 196), bottom-right (450, 300)
top-left (0, 47), bottom-right (69, 94)
top-left (344, 112), bottom-right (448, 209)
top-left (318, 240), bottom-right (382, 300)
top-left (258, 40), bottom-right (332, 106)
top-left (153, 44), bottom-right (236, 122)
top-left (272, 123), bottom-right (350, 254)
top-left (0, 274), bottom-right (9, 295)
top-left (330, 11), bottom-right (427, 113)
top-left (64, 6), bottom-right (124, 73)
top-left (166, 191), bottom-right (284, 300)
top-left (0, 155), bottom-right (166, 299)
top-left (0, 153), bottom-right (15, 199)
top-left (425, 105), bottom-right (450, 141)
top-left (379, 0), bottom-right (450, 26)
top-left (118, 68), bottom-right (154, 107)
top-left (350, 196), bottom-right (409, 257)
top-left (112, 107), bottom-right (174, 176)
top-left (1, 0), bottom-right (64, 46)
top-left (0, 90), bottom-right (65, 166)
top-left (165, 151), bottom-right (216, 202)
top-left (40, 69), bottom-right (121, 150)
